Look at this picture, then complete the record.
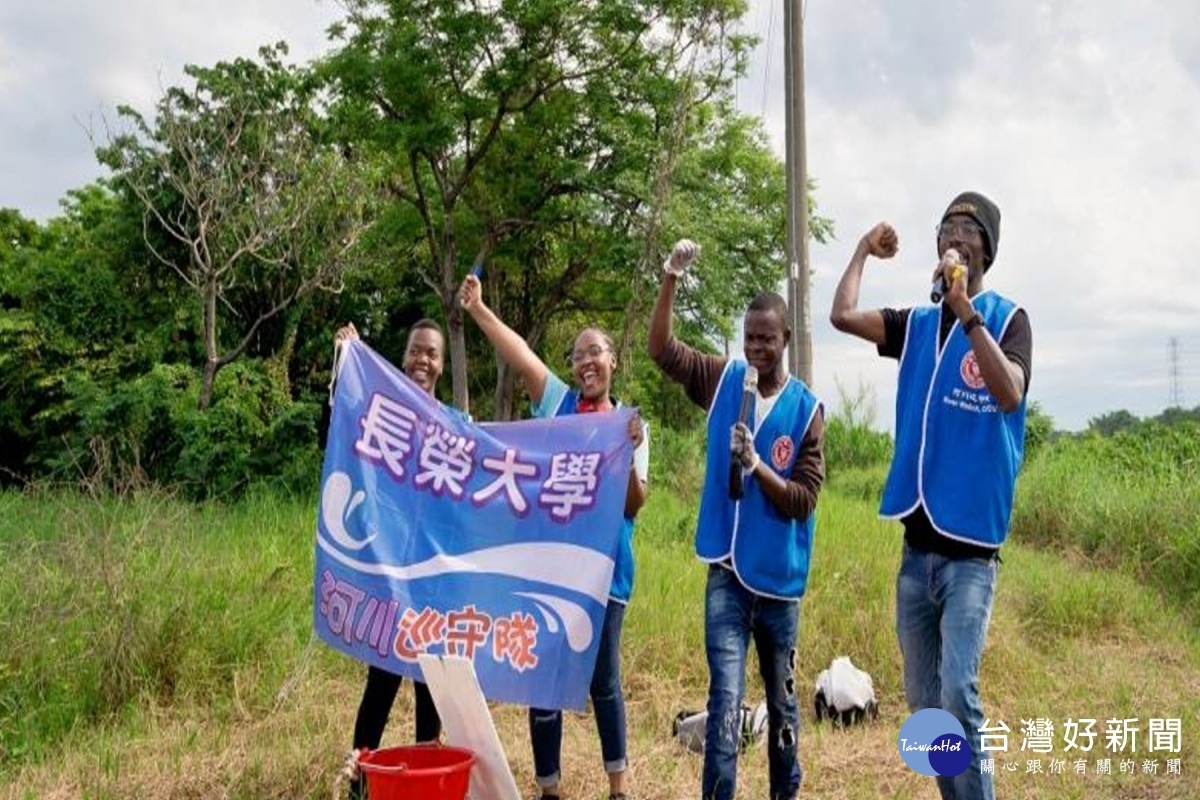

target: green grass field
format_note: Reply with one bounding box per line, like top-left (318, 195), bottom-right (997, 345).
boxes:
top-left (0, 484), bottom-right (1197, 800)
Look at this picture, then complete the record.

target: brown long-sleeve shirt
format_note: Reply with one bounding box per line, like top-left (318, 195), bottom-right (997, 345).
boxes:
top-left (652, 337), bottom-right (825, 520)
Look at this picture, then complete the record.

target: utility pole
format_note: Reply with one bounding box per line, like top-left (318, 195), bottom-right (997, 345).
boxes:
top-left (784, 0), bottom-right (812, 384)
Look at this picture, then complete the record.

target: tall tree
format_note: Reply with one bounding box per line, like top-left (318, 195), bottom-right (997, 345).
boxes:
top-left (320, 0), bottom-right (762, 415)
top-left (0, 186), bottom-right (182, 480)
top-left (1088, 409), bottom-right (1139, 438)
top-left (652, 100), bottom-right (834, 348)
top-left (99, 44), bottom-right (374, 409)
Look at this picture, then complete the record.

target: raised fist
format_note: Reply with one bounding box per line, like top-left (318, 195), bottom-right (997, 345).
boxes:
top-left (862, 223), bottom-right (899, 260)
top-left (663, 239), bottom-right (700, 277)
top-left (458, 273), bottom-right (483, 313)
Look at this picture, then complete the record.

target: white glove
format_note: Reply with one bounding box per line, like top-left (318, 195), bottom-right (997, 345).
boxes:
top-left (663, 239), bottom-right (700, 277)
top-left (730, 422), bottom-right (760, 472)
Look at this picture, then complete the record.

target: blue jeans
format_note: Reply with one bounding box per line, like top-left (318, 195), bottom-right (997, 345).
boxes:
top-left (530, 600), bottom-right (627, 786)
top-left (702, 565), bottom-right (801, 800)
top-left (896, 544), bottom-right (998, 800)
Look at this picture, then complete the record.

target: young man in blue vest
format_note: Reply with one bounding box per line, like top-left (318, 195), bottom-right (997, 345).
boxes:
top-left (830, 192), bottom-right (1032, 800)
top-left (649, 241), bottom-right (825, 800)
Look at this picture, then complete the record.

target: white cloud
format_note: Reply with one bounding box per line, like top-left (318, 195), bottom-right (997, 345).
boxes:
top-left (0, 0), bottom-right (342, 218)
top-left (737, 0), bottom-right (1200, 430)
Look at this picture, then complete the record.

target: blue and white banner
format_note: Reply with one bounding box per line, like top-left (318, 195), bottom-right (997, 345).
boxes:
top-left (314, 341), bottom-right (632, 710)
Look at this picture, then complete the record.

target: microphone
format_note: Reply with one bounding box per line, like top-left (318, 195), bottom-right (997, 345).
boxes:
top-left (930, 248), bottom-right (964, 304)
top-left (729, 365), bottom-right (759, 500)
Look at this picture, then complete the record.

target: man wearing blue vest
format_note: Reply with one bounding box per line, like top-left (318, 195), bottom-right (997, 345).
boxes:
top-left (830, 192), bottom-right (1032, 800)
top-left (649, 240), bottom-right (825, 800)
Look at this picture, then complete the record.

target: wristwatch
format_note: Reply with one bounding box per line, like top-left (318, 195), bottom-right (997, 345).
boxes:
top-left (962, 312), bottom-right (985, 335)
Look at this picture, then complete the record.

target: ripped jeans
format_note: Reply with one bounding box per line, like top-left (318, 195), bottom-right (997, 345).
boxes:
top-left (702, 565), bottom-right (801, 800)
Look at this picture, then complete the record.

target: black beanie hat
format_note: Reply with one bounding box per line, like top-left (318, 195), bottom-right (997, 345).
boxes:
top-left (940, 191), bottom-right (1000, 269)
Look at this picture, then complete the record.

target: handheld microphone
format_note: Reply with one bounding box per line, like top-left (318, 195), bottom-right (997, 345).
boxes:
top-left (729, 365), bottom-right (759, 500)
top-left (930, 248), bottom-right (964, 304)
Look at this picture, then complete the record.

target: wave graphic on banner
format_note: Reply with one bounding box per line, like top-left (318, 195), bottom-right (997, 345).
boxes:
top-left (515, 592), bottom-right (595, 652)
top-left (318, 470), bottom-right (610, 651)
top-left (321, 471), bottom-right (377, 550)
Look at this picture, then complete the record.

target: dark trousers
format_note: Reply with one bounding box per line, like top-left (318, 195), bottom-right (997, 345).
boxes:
top-left (350, 666), bottom-right (441, 798)
top-left (353, 665), bottom-right (442, 747)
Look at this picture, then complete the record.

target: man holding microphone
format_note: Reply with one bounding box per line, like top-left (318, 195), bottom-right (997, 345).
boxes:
top-left (649, 240), bottom-right (825, 800)
top-left (830, 191), bottom-right (1032, 800)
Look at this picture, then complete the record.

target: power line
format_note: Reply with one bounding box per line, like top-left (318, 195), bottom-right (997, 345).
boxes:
top-left (761, 0), bottom-right (776, 119)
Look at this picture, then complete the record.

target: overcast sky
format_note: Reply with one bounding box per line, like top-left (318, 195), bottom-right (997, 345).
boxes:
top-left (3, 0), bottom-right (1198, 431)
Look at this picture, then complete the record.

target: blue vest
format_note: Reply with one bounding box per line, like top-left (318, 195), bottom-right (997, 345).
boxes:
top-left (550, 390), bottom-right (637, 605)
top-left (696, 360), bottom-right (820, 600)
top-left (880, 291), bottom-right (1027, 547)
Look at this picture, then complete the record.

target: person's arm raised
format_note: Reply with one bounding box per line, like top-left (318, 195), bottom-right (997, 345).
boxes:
top-left (830, 222), bottom-right (897, 346)
top-left (648, 239), bottom-right (698, 362)
top-left (458, 274), bottom-right (550, 405)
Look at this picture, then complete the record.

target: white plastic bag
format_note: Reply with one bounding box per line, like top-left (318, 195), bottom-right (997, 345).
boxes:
top-left (813, 656), bottom-right (877, 724)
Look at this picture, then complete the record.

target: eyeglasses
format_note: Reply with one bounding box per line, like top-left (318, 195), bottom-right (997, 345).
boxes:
top-left (568, 345), bottom-right (611, 364)
top-left (937, 220), bottom-right (983, 240)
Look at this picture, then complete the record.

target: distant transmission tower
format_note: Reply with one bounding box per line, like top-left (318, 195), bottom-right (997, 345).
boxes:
top-left (1169, 336), bottom-right (1183, 408)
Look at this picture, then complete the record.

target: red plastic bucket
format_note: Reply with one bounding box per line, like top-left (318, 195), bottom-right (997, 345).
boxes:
top-left (357, 744), bottom-right (476, 800)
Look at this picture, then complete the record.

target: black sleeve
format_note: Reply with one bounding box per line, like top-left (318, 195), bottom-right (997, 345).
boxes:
top-left (877, 307), bottom-right (911, 360)
top-left (999, 309), bottom-right (1033, 394)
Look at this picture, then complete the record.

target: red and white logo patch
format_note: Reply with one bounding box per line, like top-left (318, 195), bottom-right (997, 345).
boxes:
top-left (960, 351), bottom-right (986, 390)
top-left (771, 436), bottom-right (795, 471)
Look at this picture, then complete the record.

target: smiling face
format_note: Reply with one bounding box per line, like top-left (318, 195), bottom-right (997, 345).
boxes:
top-left (402, 326), bottom-right (444, 395)
top-left (569, 328), bottom-right (616, 402)
top-left (937, 214), bottom-right (988, 280)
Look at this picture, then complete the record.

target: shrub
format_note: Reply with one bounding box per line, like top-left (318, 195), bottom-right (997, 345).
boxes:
top-left (39, 359), bottom-right (322, 499)
top-left (41, 363), bottom-right (196, 492)
top-left (822, 378), bottom-right (893, 483)
top-left (175, 360), bottom-right (298, 499)
top-left (1022, 400), bottom-right (1056, 464)
top-left (648, 423), bottom-right (707, 498)
top-left (1012, 421), bottom-right (1200, 616)
top-left (823, 416), bottom-right (893, 473)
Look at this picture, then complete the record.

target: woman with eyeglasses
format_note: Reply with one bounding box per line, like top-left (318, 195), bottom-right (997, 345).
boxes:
top-left (458, 272), bottom-right (647, 800)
